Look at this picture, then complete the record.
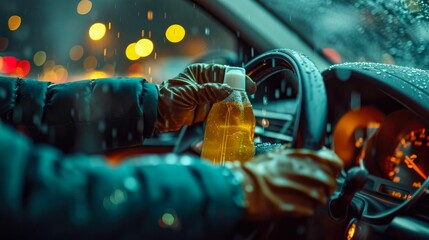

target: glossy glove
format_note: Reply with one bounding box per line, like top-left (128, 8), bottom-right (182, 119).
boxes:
top-left (228, 146), bottom-right (343, 221)
top-left (157, 63), bottom-right (257, 132)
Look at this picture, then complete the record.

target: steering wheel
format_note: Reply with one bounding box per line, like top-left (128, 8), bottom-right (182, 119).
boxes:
top-left (245, 48), bottom-right (327, 149)
top-left (174, 48), bottom-right (328, 155)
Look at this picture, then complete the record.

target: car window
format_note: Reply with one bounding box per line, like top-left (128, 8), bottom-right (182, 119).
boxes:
top-left (259, 0), bottom-right (429, 69)
top-left (0, 0), bottom-right (237, 83)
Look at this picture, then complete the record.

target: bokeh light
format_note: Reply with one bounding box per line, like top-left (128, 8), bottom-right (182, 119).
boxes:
top-left (128, 63), bottom-right (144, 76)
top-left (322, 48), bottom-right (342, 64)
top-left (89, 71), bottom-right (108, 79)
top-left (8, 15), bottom-right (22, 31)
top-left (165, 24), bottom-right (186, 43)
top-left (135, 38), bottom-right (154, 57)
top-left (43, 60), bottom-right (56, 72)
top-left (89, 23), bottom-right (106, 40)
top-left (182, 38), bottom-right (207, 55)
top-left (39, 64), bottom-right (68, 83)
top-left (16, 60), bottom-right (31, 78)
top-left (147, 11), bottom-right (154, 20)
top-left (84, 56), bottom-right (98, 70)
top-left (125, 43), bottom-right (140, 61)
top-left (77, 0), bottom-right (92, 15)
top-left (70, 45), bottom-right (84, 61)
top-left (1, 56), bottom-right (18, 74)
top-left (33, 51), bottom-right (47, 66)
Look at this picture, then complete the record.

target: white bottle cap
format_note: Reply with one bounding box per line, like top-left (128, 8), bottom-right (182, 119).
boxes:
top-left (224, 66), bottom-right (246, 90)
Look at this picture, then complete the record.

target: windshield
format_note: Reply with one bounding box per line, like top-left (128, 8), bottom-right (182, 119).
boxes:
top-left (0, 0), bottom-right (236, 82)
top-left (259, 0), bottom-right (429, 69)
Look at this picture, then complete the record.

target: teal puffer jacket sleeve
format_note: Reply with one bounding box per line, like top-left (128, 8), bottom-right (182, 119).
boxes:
top-left (0, 122), bottom-right (245, 239)
top-left (0, 77), bottom-right (158, 153)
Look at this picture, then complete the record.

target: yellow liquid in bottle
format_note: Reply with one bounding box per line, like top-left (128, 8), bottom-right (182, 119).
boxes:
top-left (201, 101), bottom-right (255, 165)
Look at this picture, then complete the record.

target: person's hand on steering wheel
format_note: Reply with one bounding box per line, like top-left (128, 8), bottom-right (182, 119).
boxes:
top-left (156, 63), bottom-right (257, 132)
top-left (227, 146), bottom-right (344, 221)
top-left (157, 62), bottom-right (343, 222)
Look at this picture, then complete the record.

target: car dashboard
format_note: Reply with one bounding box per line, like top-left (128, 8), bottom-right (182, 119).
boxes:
top-left (322, 62), bottom-right (429, 239)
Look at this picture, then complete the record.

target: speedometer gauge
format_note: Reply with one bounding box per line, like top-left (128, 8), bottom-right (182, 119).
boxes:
top-left (385, 128), bottom-right (429, 189)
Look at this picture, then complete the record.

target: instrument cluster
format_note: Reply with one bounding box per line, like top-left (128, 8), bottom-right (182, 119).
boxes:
top-left (332, 107), bottom-right (429, 199)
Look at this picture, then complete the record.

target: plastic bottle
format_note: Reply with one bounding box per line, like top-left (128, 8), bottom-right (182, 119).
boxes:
top-left (201, 66), bottom-right (255, 165)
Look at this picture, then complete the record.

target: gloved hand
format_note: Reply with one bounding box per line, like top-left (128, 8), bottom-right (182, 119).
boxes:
top-left (227, 146), bottom-right (343, 221)
top-left (157, 63), bottom-right (257, 132)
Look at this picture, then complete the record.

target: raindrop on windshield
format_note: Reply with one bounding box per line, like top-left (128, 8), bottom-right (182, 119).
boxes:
top-left (204, 27), bottom-right (210, 36)
top-left (262, 95), bottom-right (268, 105)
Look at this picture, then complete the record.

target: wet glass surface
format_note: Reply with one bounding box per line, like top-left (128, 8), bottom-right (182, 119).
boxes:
top-left (0, 0), bottom-right (236, 83)
top-left (259, 0), bottom-right (429, 69)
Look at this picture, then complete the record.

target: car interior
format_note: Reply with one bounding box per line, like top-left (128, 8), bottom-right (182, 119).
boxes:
top-left (1, 0), bottom-right (428, 239)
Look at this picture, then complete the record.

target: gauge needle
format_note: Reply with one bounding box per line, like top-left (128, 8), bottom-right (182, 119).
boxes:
top-left (404, 155), bottom-right (427, 179)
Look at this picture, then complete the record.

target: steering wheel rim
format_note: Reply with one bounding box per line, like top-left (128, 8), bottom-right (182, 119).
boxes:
top-left (174, 48), bottom-right (327, 154)
top-left (245, 48), bottom-right (327, 150)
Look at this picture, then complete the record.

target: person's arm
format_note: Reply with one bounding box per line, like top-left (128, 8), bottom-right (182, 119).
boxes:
top-left (0, 76), bottom-right (158, 153)
top-left (0, 122), bottom-right (244, 239)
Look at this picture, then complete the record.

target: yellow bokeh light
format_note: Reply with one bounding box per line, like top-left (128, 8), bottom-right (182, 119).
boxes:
top-left (77, 0), bottom-right (92, 15)
top-left (89, 23), bottom-right (106, 41)
top-left (33, 51), bottom-right (47, 66)
top-left (165, 24), bottom-right (186, 43)
top-left (70, 45), bottom-right (84, 61)
top-left (135, 38), bottom-right (154, 57)
top-left (125, 43), bottom-right (140, 61)
top-left (89, 71), bottom-right (108, 79)
top-left (8, 15), bottom-right (22, 31)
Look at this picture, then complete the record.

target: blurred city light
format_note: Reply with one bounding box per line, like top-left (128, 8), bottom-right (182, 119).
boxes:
top-left (89, 71), bottom-right (108, 79)
top-left (147, 11), bottom-right (154, 20)
top-left (322, 48), bottom-right (342, 64)
top-left (89, 23), bottom-right (106, 40)
top-left (125, 43), bottom-right (140, 61)
top-left (8, 15), bottom-right (22, 31)
top-left (33, 51), bottom-right (47, 66)
top-left (128, 63), bottom-right (145, 77)
top-left (1, 0), bottom-right (235, 81)
top-left (16, 60), bottom-right (31, 78)
top-left (84, 56), bottom-right (98, 70)
top-left (39, 64), bottom-right (68, 83)
top-left (165, 24), bottom-right (186, 43)
top-left (77, 0), bottom-right (92, 15)
top-left (135, 38), bottom-right (154, 57)
top-left (70, 45), bottom-right (84, 61)
top-left (0, 56), bottom-right (18, 74)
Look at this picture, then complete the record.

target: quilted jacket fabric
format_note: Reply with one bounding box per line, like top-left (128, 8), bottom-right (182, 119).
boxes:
top-left (0, 77), bottom-right (158, 153)
top-left (0, 77), bottom-right (244, 239)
